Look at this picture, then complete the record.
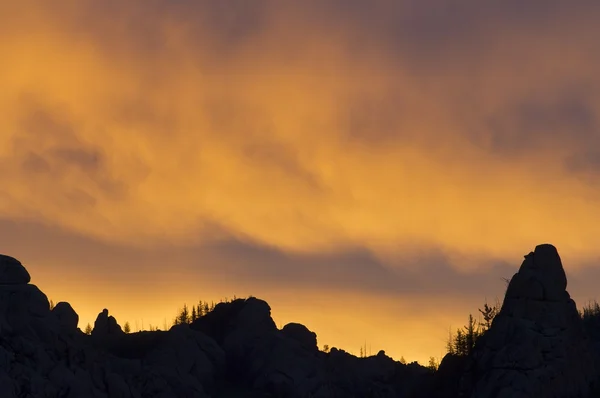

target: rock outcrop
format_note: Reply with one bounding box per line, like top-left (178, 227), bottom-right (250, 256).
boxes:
top-left (281, 322), bottom-right (318, 352)
top-left (0, 254), bottom-right (229, 398)
top-left (0, 253), bottom-right (431, 398)
top-left (92, 308), bottom-right (125, 339)
top-left (52, 302), bottom-right (79, 332)
top-left (0, 255), bottom-right (30, 285)
top-left (462, 244), bottom-right (596, 398)
top-left (191, 298), bottom-right (428, 397)
top-left (5, 244), bottom-right (593, 398)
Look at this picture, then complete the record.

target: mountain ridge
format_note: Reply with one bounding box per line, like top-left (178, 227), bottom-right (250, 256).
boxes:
top-left (0, 245), bottom-right (599, 397)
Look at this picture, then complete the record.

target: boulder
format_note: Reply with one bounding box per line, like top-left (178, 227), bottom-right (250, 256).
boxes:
top-left (52, 302), bottom-right (79, 332)
top-left (463, 244), bottom-right (596, 398)
top-left (231, 297), bottom-right (278, 335)
top-left (0, 255), bottom-right (30, 285)
top-left (91, 309), bottom-right (124, 339)
top-left (281, 323), bottom-right (318, 352)
top-left (190, 297), bottom-right (276, 345)
top-left (0, 284), bottom-right (50, 334)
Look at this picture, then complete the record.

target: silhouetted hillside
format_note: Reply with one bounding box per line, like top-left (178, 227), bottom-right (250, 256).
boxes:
top-left (2, 244), bottom-right (600, 397)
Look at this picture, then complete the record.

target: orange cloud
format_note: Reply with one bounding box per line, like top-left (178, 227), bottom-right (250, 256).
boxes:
top-left (3, 0), bottom-right (600, 364)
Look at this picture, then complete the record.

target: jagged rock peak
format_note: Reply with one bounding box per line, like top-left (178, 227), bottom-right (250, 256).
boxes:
top-left (91, 308), bottom-right (124, 338)
top-left (464, 244), bottom-right (596, 398)
top-left (0, 254), bottom-right (31, 285)
top-left (52, 301), bottom-right (79, 332)
top-left (505, 243), bottom-right (568, 302)
top-left (281, 322), bottom-right (318, 352)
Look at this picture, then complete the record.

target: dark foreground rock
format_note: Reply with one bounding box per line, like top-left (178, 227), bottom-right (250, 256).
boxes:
top-left (459, 244), bottom-right (596, 398)
top-left (0, 254), bottom-right (431, 398)
top-left (190, 296), bottom-right (430, 397)
top-left (0, 255), bottom-right (30, 285)
top-left (1, 244), bottom-right (598, 397)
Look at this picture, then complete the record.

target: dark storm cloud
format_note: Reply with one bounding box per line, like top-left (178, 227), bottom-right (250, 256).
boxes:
top-left (342, 92), bottom-right (409, 147)
top-left (0, 217), bottom-right (512, 300)
top-left (306, 0), bottom-right (598, 63)
top-left (55, 0), bottom-right (271, 61)
top-left (21, 152), bottom-right (51, 174)
top-left (172, 237), bottom-right (515, 299)
top-left (241, 141), bottom-right (323, 190)
top-left (52, 147), bottom-right (103, 174)
top-left (50, 0), bottom-right (600, 65)
top-left (0, 218), bottom-right (168, 281)
top-left (482, 95), bottom-right (598, 156)
top-left (10, 103), bottom-right (128, 200)
top-left (4, 0), bottom-right (600, 258)
top-left (564, 151), bottom-right (600, 175)
top-left (10, 218), bottom-right (597, 310)
top-left (172, 0), bottom-right (270, 48)
top-left (326, 1), bottom-right (600, 142)
top-left (33, 0), bottom-right (600, 161)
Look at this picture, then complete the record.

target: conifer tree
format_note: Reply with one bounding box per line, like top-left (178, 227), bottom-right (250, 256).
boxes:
top-left (446, 299), bottom-right (501, 357)
top-left (465, 314), bottom-right (477, 356)
top-left (454, 329), bottom-right (466, 356)
top-left (84, 323), bottom-right (92, 335)
top-left (191, 306), bottom-right (197, 322)
top-left (446, 327), bottom-right (455, 355)
top-left (123, 321), bottom-right (131, 334)
top-left (173, 304), bottom-right (190, 326)
top-left (479, 300), bottom-right (499, 331)
top-left (179, 304), bottom-right (190, 324)
top-left (427, 357), bottom-right (439, 371)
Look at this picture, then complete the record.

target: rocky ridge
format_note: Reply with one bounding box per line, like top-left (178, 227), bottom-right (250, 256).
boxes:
top-left (0, 245), bottom-right (598, 397)
top-left (0, 254), bottom-right (428, 397)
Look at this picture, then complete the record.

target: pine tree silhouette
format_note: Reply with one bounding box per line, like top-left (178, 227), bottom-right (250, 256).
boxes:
top-left (479, 300), bottom-right (499, 331)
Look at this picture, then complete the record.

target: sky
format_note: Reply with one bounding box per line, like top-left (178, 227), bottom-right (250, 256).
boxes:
top-left (2, 0), bottom-right (600, 363)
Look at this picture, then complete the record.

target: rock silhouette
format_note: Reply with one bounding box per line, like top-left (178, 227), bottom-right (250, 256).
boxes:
top-left (0, 254), bottom-right (429, 397)
top-left (52, 302), bottom-right (79, 332)
top-left (459, 244), bottom-right (596, 398)
top-left (0, 244), bottom-right (598, 397)
top-left (92, 308), bottom-right (125, 339)
top-left (0, 255), bottom-right (30, 285)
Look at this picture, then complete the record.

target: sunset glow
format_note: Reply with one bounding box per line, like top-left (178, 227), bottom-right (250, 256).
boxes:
top-left (3, 1), bottom-right (600, 364)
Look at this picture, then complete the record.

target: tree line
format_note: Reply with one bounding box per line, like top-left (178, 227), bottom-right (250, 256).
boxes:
top-left (172, 298), bottom-right (225, 326)
top-left (67, 285), bottom-right (600, 372)
top-left (445, 299), bottom-right (501, 358)
top-left (440, 297), bottom-right (600, 366)
top-left (81, 296), bottom-right (239, 335)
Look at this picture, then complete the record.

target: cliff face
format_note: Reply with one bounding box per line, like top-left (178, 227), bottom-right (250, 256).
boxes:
top-left (0, 254), bottom-right (429, 398)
